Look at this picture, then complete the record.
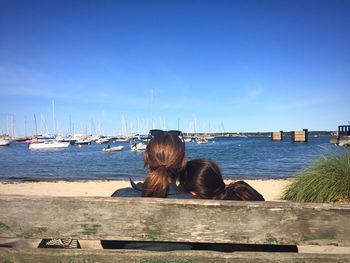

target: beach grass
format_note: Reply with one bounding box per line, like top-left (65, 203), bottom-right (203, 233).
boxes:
top-left (282, 150), bottom-right (350, 203)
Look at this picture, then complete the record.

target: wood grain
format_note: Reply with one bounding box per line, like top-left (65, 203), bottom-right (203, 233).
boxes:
top-left (1, 195), bottom-right (349, 246)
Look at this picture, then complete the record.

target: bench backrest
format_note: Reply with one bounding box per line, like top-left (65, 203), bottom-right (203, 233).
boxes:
top-left (1, 195), bottom-right (350, 247)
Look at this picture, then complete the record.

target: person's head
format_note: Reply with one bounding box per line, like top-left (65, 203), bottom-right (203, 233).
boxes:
top-left (142, 131), bottom-right (186, 197)
top-left (180, 158), bottom-right (265, 201)
top-left (179, 158), bottom-right (225, 199)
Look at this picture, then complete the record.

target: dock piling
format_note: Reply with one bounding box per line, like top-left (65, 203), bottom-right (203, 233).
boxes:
top-left (271, 131), bottom-right (283, 141)
top-left (292, 129), bottom-right (308, 142)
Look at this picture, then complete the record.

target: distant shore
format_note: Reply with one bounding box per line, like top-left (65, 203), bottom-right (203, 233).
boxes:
top-left (0, 179), bottom-right (292, 201)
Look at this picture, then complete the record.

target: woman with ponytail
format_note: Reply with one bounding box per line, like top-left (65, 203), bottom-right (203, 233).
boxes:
top-left (111, 131), bottom-right (192, 199)
top-left (141, 131), bottom-right (188, 197)
top-left (102, 131), bottom-right (194, 250)
top-left (179, 158), bottom-right (264, 201)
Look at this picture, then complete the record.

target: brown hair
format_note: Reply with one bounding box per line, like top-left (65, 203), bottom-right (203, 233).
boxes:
top-left (142, 132), bottom-right (187, 197)
top-left (180, 159), bottom-right (264, 201)
top-left (179, 158), bottom-right (225, 199)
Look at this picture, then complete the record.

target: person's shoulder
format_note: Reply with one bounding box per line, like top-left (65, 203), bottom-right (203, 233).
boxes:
top-left (171, 192), bottom-right (196, 199)
top-left (167, 183), bottom-right (196, 199)
top-left (111, 187), bottom-right (141, 197)
top-left (111, 178), bottom-right (144, 197)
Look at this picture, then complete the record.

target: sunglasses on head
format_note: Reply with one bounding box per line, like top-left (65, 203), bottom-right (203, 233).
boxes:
top-left (149, 129), bottom-right (184, 142)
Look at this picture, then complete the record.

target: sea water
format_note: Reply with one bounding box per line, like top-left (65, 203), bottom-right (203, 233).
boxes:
top-left (0, 136), bottom-right (342, 181)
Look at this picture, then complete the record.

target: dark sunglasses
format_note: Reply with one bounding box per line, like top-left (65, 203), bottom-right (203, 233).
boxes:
top-left (148, 129), bottom-right (184, 142)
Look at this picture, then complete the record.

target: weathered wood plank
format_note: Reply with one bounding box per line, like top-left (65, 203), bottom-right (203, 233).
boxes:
top-left (1, 249), bottom-right (350, 263)
top-left (0, 195), bottom-right (350, 246)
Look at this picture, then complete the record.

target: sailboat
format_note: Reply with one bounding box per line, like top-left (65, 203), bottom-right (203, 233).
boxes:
top-left (184, 137), bottom-right (192, 143)
top-left (1, 115), bottom-right (15, 146)
top-left (29, 140), bottom-right (70, 150)
top-left (0, 136), bottom-right (14, 146)
top-left (96, 137), bottom-right (111, 144)
top-left (196, 137), bottom-right (208, 144)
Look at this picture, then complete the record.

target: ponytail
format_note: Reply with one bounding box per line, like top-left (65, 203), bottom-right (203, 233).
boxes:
top-left (142, 166), bottom-right (170, 197)
top-left (142, 132), bottom-right (186, 198)
top-left (223, 181), bottom-right (265, 201)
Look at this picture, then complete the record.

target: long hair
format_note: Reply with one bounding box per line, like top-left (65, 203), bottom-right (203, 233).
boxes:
top-left (224, 181), bottom-right (265, 201)
top-left (142, 132), bottom-right (186, 197)
top-left (180, 159), bottom-right (226, 199)
top-left (180, 159), bottom-right (264, 201)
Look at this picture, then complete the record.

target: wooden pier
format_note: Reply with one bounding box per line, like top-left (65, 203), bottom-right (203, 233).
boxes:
top-left (271, 131), bottom-right (283, 141)
top-left (292, 129), bottom-right (308, 142)
top-left (330, 125), bottom-right (350, 146)
top-left (271, 129), bottom-right (309, 142)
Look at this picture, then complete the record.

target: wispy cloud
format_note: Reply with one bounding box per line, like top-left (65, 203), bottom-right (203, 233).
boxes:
top-left (245, 86), bottom-right (263, 101)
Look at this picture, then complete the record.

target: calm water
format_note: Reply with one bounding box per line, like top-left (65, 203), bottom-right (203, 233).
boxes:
top-left (0, 136), bottom-right (342, 181)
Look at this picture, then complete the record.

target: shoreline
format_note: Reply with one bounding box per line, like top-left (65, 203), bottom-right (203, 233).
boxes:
top-left (0, 179), bottom-right (292, 201)
top-left (0, 177), bottom-right (295, 183)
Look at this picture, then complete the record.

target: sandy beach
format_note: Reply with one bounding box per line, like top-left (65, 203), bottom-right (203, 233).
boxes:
top-left (0, 179), bottom-right (292, 201)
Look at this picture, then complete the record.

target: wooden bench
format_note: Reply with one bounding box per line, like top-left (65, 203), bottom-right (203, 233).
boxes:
top-left (1, 195), bottom-right (350, 262)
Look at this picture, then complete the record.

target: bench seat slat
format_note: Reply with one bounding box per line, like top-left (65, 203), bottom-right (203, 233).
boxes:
top-left (1, 195), bottom-right (350, 246)
top-left (1, 248), bottom-right (350, 263)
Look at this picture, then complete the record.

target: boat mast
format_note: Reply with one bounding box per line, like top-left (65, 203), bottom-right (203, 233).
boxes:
top-left (150, 88), bottom-right (154, 129)
top-left (34, 114), bottom-right (38, 137)
top-left (6, 114), bottom-right (9, 135)
top-left (24, 116), bottom-right (27, 137)
top-left (52, 99), bottom-right (56, 135)
top-left (221, 121), bottom-right (225, 136)
top-left (69, 114), bottom-right (72, 136)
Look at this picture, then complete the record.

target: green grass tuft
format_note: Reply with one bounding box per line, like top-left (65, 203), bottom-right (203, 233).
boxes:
top-left (282, 151), bottom-right (350, 203)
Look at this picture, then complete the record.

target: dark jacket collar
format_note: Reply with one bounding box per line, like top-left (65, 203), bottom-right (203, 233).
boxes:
top-left (129, 178), bottom-right (142, 191)
top-left (129, 177), bottom-right (194, 199)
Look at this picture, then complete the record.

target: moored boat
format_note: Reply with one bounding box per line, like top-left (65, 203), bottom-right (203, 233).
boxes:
top-left (75, 139), bottom-right (92, 145)
top-left (196, 137), bottom-right (208, 144)
top-left (20, 139), bottom-right (45, 145)
top-left (102, 145), bottom-right (124, 152)
top-left (96, 138), bottom-right (111, 144)
top-left (184, 137), bottom-right (192, 143)
top-left (114, 137), bottom-right (130, 142)
top-left (131, 142), bottom-right (147, 151)
top-left (29, 140), bottom-right (70, 150)
top-left (0, 137), bottom-right (14, 146)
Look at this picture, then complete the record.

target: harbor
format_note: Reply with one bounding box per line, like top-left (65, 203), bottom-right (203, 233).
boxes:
top-left (0, 134), bottom-right (341, 181)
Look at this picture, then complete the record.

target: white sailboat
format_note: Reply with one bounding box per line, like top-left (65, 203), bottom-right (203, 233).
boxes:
top-left (184, 137), bottom-right (192, 143)
top-left (196, 137), bottom-right (208, 144)
top-left (1, 115), bottom-right (15, 146)
top-left (115, 137), bottom-right (129, 142)
top-left (96, 137), bottom-right (111, 144)
top-left (73, 134), bottom-right (93, 145)
top-left (29, 140), bottom-right (70, 150)
top-left (0, 137), bottom-right (13, 146)
top-left (75, 139), bottom-right (92, 145)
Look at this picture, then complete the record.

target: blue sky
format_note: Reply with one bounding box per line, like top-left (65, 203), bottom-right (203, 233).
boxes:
top-left (0, 0), bottom-right (349, 136)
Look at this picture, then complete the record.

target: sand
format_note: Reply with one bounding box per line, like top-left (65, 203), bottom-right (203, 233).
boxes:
top-left (0, 179), bottom-right (292, 201)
